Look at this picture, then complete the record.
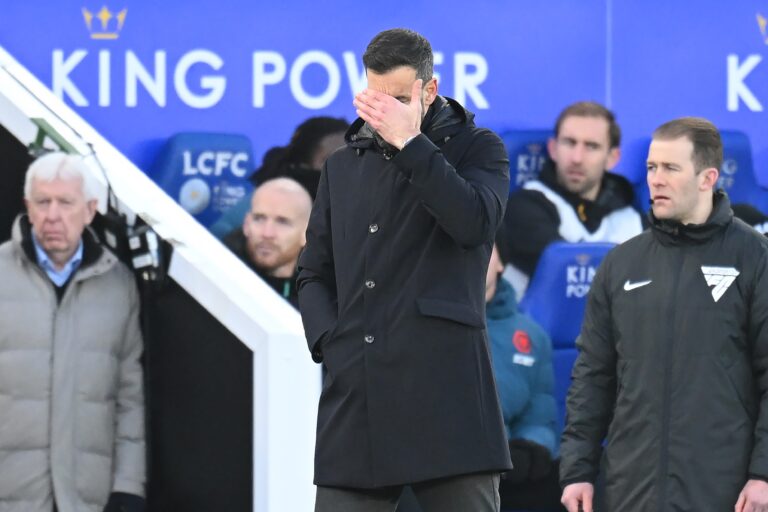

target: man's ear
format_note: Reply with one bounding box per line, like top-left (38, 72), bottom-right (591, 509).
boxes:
top-left (546, 137), bottom-right (558, 161)
top-left (423, 77), bottom-right (438, 107)
top-left (699, 167), bottom-right (719, 191)
top-left (84, 199), bottom-right (98, 225)
top-left (605, 147), bottom-right (621, 171)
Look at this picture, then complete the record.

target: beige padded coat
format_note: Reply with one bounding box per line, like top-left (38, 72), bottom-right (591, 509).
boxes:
top-left (0, 217), bottom-right (145, 512)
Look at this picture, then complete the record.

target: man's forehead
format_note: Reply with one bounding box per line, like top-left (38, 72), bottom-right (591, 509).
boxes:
top-left (30, 176), bottom-right (84, 195)
top-left (366, 66), bottom-right (418, 91)
top-left (559, 115), bottom-right (611, 141)
top-left (649, 136), bottom-right (694, 160)
top-left (251, 193), bottom-right (303, 216)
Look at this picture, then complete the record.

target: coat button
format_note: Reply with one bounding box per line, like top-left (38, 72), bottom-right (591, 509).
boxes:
top-left (369, 224), bottom-right (379, 234)
top-left (364, 335), bottom-right (375, 344)
top-left (365, 280), bottom-right (376, 289)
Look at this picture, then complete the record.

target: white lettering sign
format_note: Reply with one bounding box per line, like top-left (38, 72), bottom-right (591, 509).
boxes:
top-left (727, 54), bottom-right (763, 112)
top-left (182, 150), bottom-right (249, 177)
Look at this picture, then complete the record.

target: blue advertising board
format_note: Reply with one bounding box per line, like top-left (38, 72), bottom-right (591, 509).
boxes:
top-left (1, 1), bottom-right (767, 214)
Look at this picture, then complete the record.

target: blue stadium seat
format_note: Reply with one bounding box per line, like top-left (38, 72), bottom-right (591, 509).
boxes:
top-left (499, 129), bottom-right (552, 193)
top-left (519, 241), bottom-right (614, 429)
top-left (717, 130), bottom-right (768, 213)
top-left (151, 133), bottom-right (255, 228)
top-left (634, 130), bottom-right (768, 214)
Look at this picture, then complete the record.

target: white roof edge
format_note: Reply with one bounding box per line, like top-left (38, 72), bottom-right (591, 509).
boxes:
top-left (0, 45), bottom-right (306, 344)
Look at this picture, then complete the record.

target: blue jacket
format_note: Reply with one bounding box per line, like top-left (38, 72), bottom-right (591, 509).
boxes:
top-left (486, 277), bottom-right (558, 456)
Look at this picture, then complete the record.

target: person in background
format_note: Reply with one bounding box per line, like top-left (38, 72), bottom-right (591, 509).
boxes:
top-left (224, 177), bottom-right (312, 308)
top-left (501, 101), bottom-right (643, 299)
top-left (486, 240), bottom-right (564, 512)
top-left (209, 116), bottom-right (347, 238)
top-left (732, 202), bottom-right (768, 234)
top-left (0, 152), bottom-right (145, 512)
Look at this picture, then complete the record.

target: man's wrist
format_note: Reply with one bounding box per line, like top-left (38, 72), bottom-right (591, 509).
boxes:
top-left (399, 133), bottom-right (420, 150)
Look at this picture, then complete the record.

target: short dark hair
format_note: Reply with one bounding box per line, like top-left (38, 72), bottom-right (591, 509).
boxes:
top-left (554, 101), bottom-right (621, 149)
top-left (652, 117), bottom-right (723, 173)
top-left (285, 116), bottom-right (349, 167)
top-left (362, 28), bottom-right (433, 82)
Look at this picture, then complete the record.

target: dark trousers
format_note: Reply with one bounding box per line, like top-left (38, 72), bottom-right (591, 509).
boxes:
top-left (315, 472), bottom-right (501, 512)
top-left (498, 460), bottom-right (565, 511)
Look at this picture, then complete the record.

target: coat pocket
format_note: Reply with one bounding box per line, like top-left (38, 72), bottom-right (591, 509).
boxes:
top-left (416, 297), bottom-right (484, 328)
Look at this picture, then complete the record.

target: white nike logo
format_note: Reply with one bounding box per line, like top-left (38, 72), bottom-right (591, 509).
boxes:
top-left (623, 279), bottom-right (652, 291)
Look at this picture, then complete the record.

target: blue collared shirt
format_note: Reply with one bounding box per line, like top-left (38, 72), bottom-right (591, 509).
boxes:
top-left (32, 237), bottom-right (84, 287)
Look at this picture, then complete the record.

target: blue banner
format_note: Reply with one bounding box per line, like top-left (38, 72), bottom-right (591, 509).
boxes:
top-left (1, 1), bottom-right (766, 195)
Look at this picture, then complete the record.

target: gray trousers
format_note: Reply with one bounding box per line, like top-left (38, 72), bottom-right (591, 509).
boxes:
top-left (315, 472), bottom-right (501, 512)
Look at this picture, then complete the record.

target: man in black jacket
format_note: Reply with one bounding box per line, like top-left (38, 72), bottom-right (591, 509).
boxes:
top-left (501, 102), bottom-right (643, 298)
top-left (560, 117), bottom-right (768, 512)
top-left (298, 28), bottom-right (512, 512)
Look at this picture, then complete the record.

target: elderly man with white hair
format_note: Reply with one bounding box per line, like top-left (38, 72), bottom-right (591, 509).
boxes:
top-left (0, 152), bottom-right (146, 512)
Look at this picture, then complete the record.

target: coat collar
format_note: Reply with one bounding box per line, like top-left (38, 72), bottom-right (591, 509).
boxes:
top-left (649, 190), bottom-right (733, 246)
top-left (12, 214), bottom-right (117, 282)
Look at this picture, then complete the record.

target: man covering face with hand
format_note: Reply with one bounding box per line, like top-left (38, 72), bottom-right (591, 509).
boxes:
top-left (298, 28), bottom-right (512, 512)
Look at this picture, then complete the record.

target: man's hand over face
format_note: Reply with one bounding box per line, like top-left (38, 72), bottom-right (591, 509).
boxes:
top-left (353, 79), bottom-right (423, 150)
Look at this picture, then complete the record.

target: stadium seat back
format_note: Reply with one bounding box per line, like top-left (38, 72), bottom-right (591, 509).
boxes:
top-left (499, 129), bottom-right (552, 194)
top-left (519, 241), bottom-right (614, 437)
top-left (152, 132), bottom-right (255, 228)
top-left (519, 241), bottom-right (614, 349)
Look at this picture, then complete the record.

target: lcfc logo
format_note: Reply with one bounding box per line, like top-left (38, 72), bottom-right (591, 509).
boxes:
top-left (82, 6), bottom-right (127, 40)
top-left (179, 178), bottom-right (212, 215)
top-left (759, 12), bottom-right (768, 44)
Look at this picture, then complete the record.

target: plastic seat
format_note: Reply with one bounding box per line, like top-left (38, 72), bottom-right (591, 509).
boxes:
top-left (519, 242), bottom-right (615, 430)
top-left (151, 133), bottom-right (255, 228)
top-left (499, 129), bottom-right (552, 193)
top-left (717, 130), bottom-right (768, 213)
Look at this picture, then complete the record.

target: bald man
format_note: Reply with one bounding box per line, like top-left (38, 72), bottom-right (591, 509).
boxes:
top-left (224, 177), bottom-right (312, 308)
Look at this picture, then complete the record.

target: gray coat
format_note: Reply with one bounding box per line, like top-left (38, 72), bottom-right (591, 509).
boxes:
top-left (0, 217), bottom-right (145, 512)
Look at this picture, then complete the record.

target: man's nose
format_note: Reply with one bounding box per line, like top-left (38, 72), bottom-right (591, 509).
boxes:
top-left (648, 171), bottom-right (664, 189)
top-left (45, 201), bottom-right (62, 220)
top-left (261, 220), bottom-right (277, 238)
top-left (570, 145), bottom-right (585, 163)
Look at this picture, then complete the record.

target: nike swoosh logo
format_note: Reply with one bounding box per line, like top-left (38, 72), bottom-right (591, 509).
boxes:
top-left (624, 279), bottom-right (652, 291)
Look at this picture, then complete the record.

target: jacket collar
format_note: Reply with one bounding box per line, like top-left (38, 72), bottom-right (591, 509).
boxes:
top-left (536, 160), bottom-right (637, 231)
top-left (346, 95), bottom-right (471, 154)
top-left (12, 214), bottom-right (116, 281)
top-left (649, 190), bottom-right (732, 245)
top-left (486, 277), bottom-right (519, 320)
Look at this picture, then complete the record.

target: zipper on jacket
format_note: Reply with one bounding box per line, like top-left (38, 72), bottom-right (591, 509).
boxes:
top-left (657, 247), bottom-right (683, 511)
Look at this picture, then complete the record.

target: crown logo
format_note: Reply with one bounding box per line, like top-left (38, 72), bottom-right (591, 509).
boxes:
top-left (575, 253), bottom-right (591, 266)
top-left (82, 6), bottom-right (127, 39)
top-left (759, 12), bottom-right (768, 44)
top-left (526, 143), bottom-right (543, 155)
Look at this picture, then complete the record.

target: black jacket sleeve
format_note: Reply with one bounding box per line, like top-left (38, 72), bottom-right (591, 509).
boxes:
top-left (502, 189), bottom-right (562, 276)
top-left (391, 131), bottom-right (510, 248)
top-left (296, 164), bottom-right (337, 363)
top-left (749, 247), bottom-right (768, 478)
top-left (559, 256), bottom-right (617, 486)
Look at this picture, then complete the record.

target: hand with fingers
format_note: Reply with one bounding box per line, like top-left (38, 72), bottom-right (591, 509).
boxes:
top-left (353, 79), bottom-right (423, 150)
top-left (561, 482), bottom-right (594, 512)
top-left (735, 479), bottom-right (768, 512)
